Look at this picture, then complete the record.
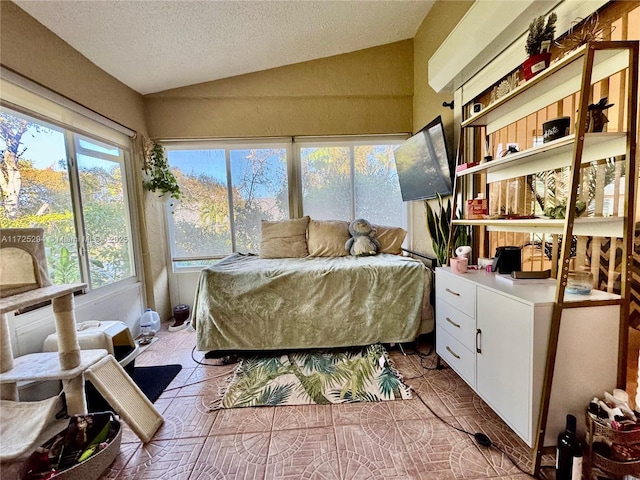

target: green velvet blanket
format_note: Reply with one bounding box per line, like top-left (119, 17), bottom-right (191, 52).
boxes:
top-left (192, 253), bottom-right (428, 352)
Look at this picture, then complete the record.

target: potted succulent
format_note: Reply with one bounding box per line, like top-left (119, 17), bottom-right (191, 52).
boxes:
top-left (523, 12), bottom-right (557, 80)
top-left (142, 141), bottom-right (181, 202)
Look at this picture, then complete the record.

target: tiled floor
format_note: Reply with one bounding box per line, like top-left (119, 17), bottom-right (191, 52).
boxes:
top-left (94, 325), bottom-right (561, 480)
top-left (6, 324), bottom-right (637, 479)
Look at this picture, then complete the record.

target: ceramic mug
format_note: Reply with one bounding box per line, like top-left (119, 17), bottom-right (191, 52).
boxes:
top-left (450, 257), bottom-right (468, 274)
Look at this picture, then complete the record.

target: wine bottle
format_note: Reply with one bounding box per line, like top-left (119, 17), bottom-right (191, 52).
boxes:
top-left (571, 441), bottom-right (583, 480)
top-left (556, 414), bottom-right (577, 480)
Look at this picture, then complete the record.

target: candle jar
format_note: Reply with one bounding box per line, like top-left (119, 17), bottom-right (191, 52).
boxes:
top-left (566, 271), bottom-right (593, 295)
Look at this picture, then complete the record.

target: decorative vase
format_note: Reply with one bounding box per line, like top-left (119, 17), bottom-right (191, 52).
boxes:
top-left (522, 52), bottom-right (551, 81)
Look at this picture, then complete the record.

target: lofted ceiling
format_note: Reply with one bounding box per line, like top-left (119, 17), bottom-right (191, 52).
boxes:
top-left (13, 0), bottom-right (436, 95)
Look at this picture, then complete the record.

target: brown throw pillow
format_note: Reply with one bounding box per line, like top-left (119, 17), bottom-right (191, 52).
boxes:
top-left (374, 224), bottom-right (407, 255)
top-left (260, 216), bottom-right (310, 258)
top-left (307, 219), bottom-right (350, 257)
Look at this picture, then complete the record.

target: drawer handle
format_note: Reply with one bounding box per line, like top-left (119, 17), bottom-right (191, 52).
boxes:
top-left (476, 328), bottom-right (482, 354)
top-left (445, 317), bottom-right (461, 329)
top-left (445, 288), bottom-right (461, 297)
top-left (446, 346), bottom-right (460, 359)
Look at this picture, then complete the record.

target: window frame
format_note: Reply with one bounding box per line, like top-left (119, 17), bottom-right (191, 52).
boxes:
top-left (293, 134), bottom-right (409, 228)
top-left (0, 77), bottom-right (140, 294)
top-left (163, 137), bottom-right (293, 269)
top-left (165, 134), bottom-right (409, 271)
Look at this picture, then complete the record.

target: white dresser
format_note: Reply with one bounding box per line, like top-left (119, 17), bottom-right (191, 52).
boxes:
top-left (435, 267), bottom-right (620, 447)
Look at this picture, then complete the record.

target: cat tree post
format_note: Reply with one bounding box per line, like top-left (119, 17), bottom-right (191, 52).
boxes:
top-left (52, 292), bottom-right (85, 414)
top-left (0, 312), bottom-right (18, 401)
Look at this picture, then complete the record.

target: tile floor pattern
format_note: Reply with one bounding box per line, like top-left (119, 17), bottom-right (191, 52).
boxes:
top-left (6, 325), bottom-right (637, 479)
top-left (93, 325), bottom-right (549, 480)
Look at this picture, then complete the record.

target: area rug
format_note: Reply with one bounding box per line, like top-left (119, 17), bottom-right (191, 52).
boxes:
top-left (132, 364), bottom-right (182, 403)
top-left (87, 364), bottom-right (182, 411)
top-left (218, 344), bottom-right (411, 409)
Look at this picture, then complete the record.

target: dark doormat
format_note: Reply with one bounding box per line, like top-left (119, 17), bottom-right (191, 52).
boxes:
top-left (87, 364), bottom-right (182, 412)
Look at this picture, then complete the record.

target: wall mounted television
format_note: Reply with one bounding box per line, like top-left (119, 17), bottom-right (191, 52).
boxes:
top-left (393, 115), bottom-right (453, 201)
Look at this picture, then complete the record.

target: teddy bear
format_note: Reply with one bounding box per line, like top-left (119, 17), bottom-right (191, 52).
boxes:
top-left (345, 218), bottom-right (380, 256)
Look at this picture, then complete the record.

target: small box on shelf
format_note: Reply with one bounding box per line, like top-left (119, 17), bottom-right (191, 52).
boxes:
top-left (466, 194), bottom-right (488, 220)
top-left (456, 162), bottom-right (479, 173)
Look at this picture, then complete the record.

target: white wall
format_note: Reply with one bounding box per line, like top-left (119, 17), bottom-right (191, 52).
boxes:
top-left (7, 280), bottom-right (145, 357)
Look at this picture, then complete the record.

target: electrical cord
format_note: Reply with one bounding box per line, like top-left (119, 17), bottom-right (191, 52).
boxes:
top-left (413, 389), bottom-right (538, 477)
top-left (162, 370), bottom-right (232, 393)
top-left (397, 339), bottom-right (443, 371)
top-left (403, 338), bottom-right (544, 477)
top-left (190, 345), bottom-right (239, 367)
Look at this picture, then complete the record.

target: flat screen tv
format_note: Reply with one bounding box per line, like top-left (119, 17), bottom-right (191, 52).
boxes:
top-left (393, 115), bottom-right (453, 201)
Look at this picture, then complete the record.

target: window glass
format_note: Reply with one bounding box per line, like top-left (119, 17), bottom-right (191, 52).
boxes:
top-left (166, 137), bottom-right (405, 267)
top-left (354, 144), bottom-right (404, 225)
top-left (229, 148), bottom-right (288, 253)
top-left (76, 138), bottom-right (133, 287)
top-left (167, 146), bottom-right (289, 262)
top-left (167, 149), bottom-right (232, 259)
top-left (0, 110), bottom-right (80, 283)
top-left (300, 142), bottom-right (406, 228)
top-left (300, 146), bottom-right (352, 221)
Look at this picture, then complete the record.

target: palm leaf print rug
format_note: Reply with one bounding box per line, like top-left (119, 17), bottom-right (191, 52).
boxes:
top-left (218, 344), bottom-right (411, 409)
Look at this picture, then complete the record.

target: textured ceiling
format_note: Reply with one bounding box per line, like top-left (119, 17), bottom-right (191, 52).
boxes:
top-left (14, 0), bottom-right (436, 95)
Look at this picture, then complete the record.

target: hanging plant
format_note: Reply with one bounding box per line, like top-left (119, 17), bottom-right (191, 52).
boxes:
top-left (142, 140), bottom-right (181, 201)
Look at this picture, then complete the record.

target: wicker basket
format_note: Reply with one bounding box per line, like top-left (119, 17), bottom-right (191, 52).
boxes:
top-left (590, 451), bottom-right (640, 477)
top-left (52, 416), bottom-right (121, 480)
top-left (587, 414), bottom-right (640, 448)
top-left (585, 412), bottom-right (640, 479)
top-left (22, 412), bottom-right (121, 480)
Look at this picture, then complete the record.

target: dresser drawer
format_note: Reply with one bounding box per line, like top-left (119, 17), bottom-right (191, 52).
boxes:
top-left (436, 326), bottom-right (475, 387)
top-left (436, 297), bottom-right (476, 351)
top-left (436, 269), bottom-right (476, 317)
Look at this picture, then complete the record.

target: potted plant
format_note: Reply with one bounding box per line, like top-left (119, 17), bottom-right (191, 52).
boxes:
top-left (142, 141), bottom-right (181, 202)
top-left (425, 194), bottom-right (469, 267)
top-left (523, 12), bottom-right (557, 80)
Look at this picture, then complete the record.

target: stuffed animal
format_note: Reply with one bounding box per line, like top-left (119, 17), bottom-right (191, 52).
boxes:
top-left (345, 218), bottom-right (380, 256)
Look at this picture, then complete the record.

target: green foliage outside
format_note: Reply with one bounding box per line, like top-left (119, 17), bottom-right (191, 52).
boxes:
top-left (301, 145), bottom-right (403, 225)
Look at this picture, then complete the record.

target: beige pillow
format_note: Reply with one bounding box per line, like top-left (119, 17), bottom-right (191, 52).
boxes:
top-left (374, 224), bottom-right (407, 255)
top-left (308, 219), bottom-right (350, 257)
top-left (260, 216), bottom-right (310, 258)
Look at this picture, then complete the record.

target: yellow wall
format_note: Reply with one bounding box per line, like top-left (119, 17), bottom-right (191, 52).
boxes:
top-left (145, 40), bottom-right (414, 139)
top-left (410, 1), bottom-right (474, 257)
top-left (0, 1), bottom-right (147, 134)
top-left (0, 1), bottom-right (174, 319)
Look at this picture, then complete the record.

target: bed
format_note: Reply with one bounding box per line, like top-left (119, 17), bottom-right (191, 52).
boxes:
top-left (191, 252), bottom-right (433, 352)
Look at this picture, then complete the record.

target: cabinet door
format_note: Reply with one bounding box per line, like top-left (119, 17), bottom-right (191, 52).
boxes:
top-left (476, 287), bottom-right (533, 443)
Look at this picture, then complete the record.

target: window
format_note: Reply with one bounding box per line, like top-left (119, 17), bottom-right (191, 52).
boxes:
top-left (165, 141), bottom-right (290, 267)
top-left (165, 136), bottom-right (407, 268)
top-left (297, 137), bottom-right (407, 226)
top-left (0, 106), bottom-right (135, 290)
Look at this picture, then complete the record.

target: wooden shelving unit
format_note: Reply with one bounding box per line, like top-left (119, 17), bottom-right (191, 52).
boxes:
top-left (444, 41), bottom-right (639, 477)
